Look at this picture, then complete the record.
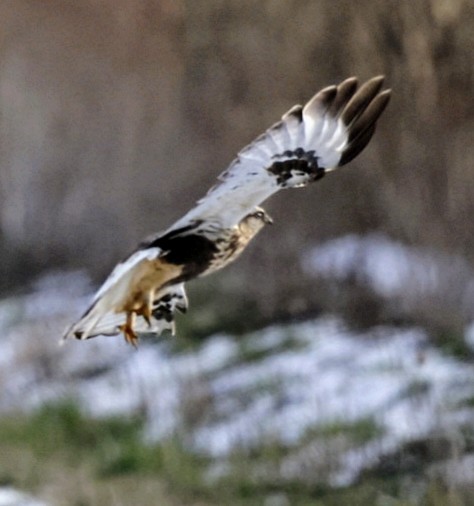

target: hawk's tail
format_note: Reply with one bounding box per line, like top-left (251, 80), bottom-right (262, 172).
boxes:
top-left (63, 284), bottom-right (188, 341)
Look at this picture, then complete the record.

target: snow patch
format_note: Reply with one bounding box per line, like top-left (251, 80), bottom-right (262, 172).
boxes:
top-left (304, 233), bottom-right (474, 304)
top-left (0, 488), bottom-right (48, 506)
top-left (1, 264), bottom-right (474, 485)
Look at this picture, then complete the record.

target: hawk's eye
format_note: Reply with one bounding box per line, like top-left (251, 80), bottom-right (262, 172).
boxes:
top-left (255, 211), bottom-right (264, 219)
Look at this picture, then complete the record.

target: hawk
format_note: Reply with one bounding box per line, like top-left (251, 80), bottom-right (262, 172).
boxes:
top-left (64, 76), bottom-right (391, 346)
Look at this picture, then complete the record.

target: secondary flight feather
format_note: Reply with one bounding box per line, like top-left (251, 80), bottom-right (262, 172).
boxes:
top-left (64, 76), bottom-right (391, 346)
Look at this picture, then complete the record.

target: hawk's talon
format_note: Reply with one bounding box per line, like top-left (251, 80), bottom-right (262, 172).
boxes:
top-left (119, 312), bottom-right (138, 348)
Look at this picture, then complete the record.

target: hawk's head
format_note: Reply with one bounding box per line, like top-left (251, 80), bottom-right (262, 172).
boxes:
top-left (239, 207), bottom-right (273, 238)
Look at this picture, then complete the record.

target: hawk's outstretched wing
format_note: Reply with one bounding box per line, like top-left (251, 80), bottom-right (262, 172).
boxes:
top-left (64, 75), bottom-right (391, 345)
top-left (171, 76), bottom-right (390, 231)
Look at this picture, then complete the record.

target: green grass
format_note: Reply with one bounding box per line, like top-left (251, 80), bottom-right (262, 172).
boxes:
top-left (0, 401), bottom-right (155, 472)
top-left (0, 401), bottom-right (473, 505)
top-left (170, 281), bottom-right (267, 344)
top-left (301, 417), bottom-right (383, 446)
top-left (431, 327), bottom-right (473, 361)
top-left (0, 401), bottom-right (177, 505)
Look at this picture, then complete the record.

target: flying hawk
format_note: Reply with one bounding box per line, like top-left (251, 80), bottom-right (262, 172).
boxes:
top-left (64, 76), bottom-right (391, 346)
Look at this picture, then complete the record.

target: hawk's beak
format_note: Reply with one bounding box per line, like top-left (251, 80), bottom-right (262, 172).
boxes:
top-left (265, 214), bottom-right (273, 225)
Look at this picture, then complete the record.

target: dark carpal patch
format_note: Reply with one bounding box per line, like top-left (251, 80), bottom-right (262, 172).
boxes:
top-left (269, 149), bottom-right (325, 185)
top-left (142, 217), bottom-right (217, 279)
top-left (157, 233), bottom-right (219, 280)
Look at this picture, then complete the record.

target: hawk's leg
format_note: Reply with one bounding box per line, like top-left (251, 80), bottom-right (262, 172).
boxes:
top-left (119, 312), bottom-right (138, 348)
top-left (137, 290), bottom-right (154, 327)
top-left (145, 290), bottom-right (155, 326)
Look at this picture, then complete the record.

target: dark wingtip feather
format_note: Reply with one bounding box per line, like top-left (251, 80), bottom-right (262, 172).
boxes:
top-left (347, 88), bottom-right (391, 143)
top-left (336, 77), bottom-right (390, 167)
top-left (282, 104), bottom-right (303, 121)
top-left (327, 77), bottom-right (359, 117)
top-left (342, 75), bottom-right (386, 126)
top-left (339, 125), bottom-right (376, 166)
top-left (303, 85), bottom-right (338, 117)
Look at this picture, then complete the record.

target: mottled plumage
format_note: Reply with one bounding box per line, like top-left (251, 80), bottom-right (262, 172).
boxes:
top-left (64, 76), bottom-right (391, 345)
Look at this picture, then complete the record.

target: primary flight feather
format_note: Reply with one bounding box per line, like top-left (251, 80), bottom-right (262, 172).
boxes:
top-left (64, 76), bottom-right (391, 346)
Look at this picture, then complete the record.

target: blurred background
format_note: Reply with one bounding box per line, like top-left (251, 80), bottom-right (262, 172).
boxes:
top-left (1, 0), bottom-right (474, 505)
